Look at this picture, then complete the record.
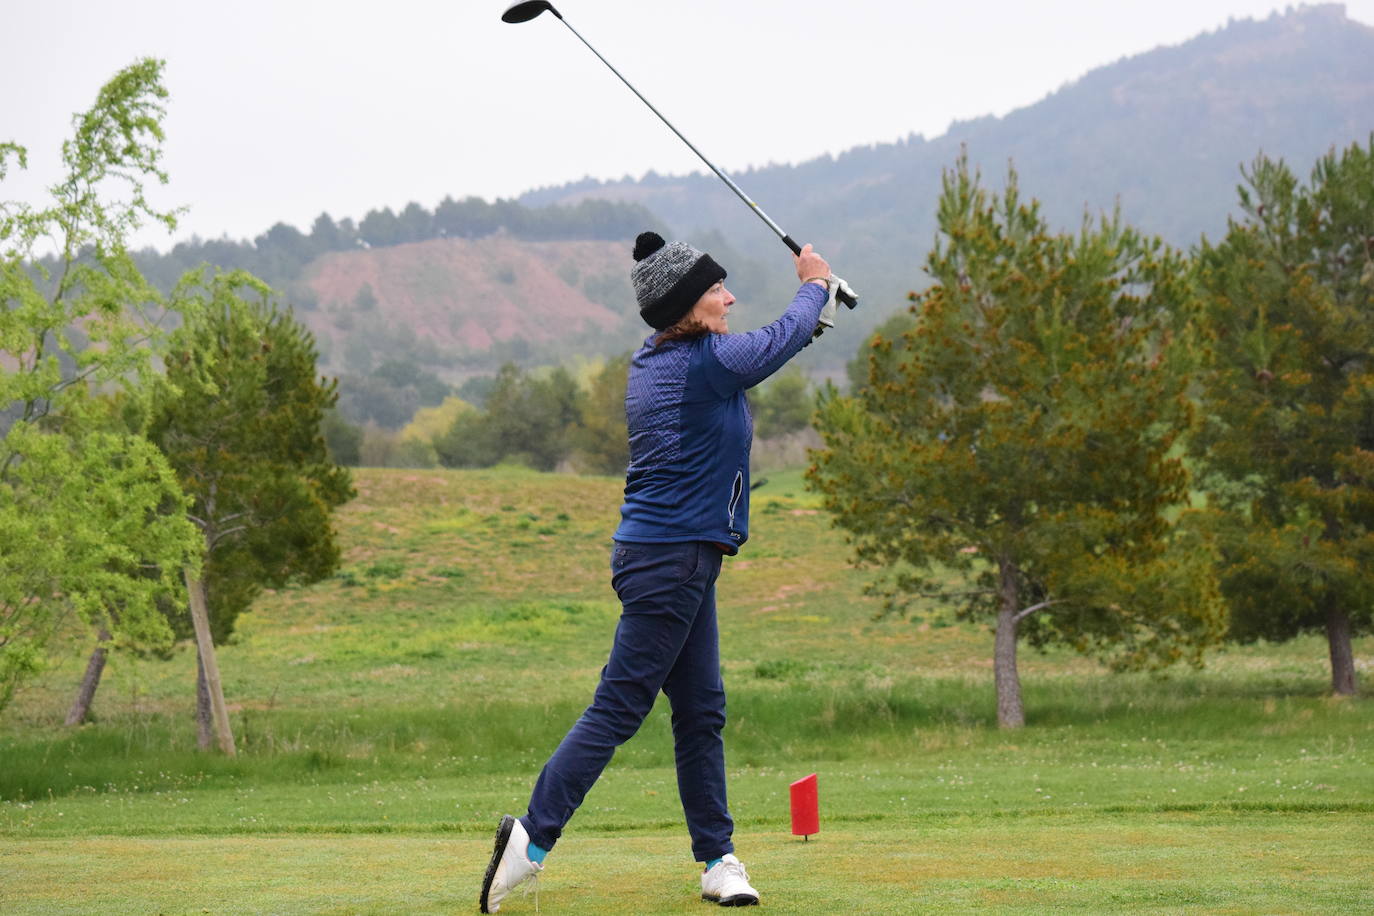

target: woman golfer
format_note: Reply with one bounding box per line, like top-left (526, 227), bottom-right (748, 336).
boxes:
top-left (480, 231), bottom-right (833, 912)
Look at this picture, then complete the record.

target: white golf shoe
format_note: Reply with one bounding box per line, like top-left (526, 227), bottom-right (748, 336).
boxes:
top-left (701, 854), bottom-right (759, 907)
top-left (479, 815), bottom-right (542, 913)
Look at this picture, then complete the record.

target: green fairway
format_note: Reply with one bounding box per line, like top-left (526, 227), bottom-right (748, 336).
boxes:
top-left (2, 468), bottom-right (1371, 914)
top-left (5, 811), bottom-right (1372, 914)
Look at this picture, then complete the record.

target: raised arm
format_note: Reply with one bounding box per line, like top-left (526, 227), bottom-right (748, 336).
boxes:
top-left (706, 244), bottom-right (831, 392)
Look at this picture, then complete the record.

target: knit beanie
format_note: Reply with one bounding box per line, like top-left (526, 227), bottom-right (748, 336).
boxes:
top-left (630, 231), bottom-right (727, 331)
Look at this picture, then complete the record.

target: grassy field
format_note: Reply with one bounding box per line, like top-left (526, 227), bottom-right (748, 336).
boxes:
top-left (2, 467), bottom-right (1372, 914)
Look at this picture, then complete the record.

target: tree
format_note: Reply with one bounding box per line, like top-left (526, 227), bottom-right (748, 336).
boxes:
top-left (434, 363), bottom-right (583, 471)
top-left (750, 367), bottom-right (813, 439)
top-left (336, 372), bottom-right (417, 428)
top-left (1194, 139), bottom-right (1374, 696)
top-left (1, 59), bottom-right (202, 715)
top-left (397, 202), bottom-right (434, 244)
top-left (309, 212), bottom-right (350, 253)
top-left (255, 222), bottom-right (315, 263)
top-left (458, 373), bottom-right (498, 408)
top-left (808, 158), bottom-right (1225, 727)
top-left (358, 207), bottom-right (400, 248)
top-left (321, 408), bottom-right (363, 466)
top-left (434, 403), bottom-right (503, 469)
top-left (371, 359), bottom-right (450, 406)
top-left (572, 353), bottom-right (630, 475)
top-left (147, 271), bottom-right (353, 748)
top-left (435, 196), bottom-right (498, 239)
top-left (396, 395), bottom-right (473, 468)
top-left (846, 310), bottom-right (916, 393)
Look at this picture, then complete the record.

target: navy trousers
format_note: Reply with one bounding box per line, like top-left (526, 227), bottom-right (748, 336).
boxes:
top-left (521, 540), bottom-right (733, 862)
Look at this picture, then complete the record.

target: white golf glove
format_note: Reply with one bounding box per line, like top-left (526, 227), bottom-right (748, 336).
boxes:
top-left (813, 274), bottom-right (856, 337)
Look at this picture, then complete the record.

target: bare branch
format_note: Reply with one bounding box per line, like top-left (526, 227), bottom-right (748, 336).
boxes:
top-left (207, 525), bottom-right (249, 550)
top-left (1013, 598), bottom-right (1063, 623)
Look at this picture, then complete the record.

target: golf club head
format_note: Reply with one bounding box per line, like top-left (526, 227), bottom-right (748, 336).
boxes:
top-left (501, 0), bottom-right (561, 23)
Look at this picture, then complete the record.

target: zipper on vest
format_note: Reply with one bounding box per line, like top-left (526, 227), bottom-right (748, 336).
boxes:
top-left (727, 469), bottom-right (743, 529)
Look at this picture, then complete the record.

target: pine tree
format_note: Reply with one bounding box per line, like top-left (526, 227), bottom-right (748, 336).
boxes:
top-left (809, 157), bottom-right (1225, 727)
top-left (1194, 139), bottom-right (1374, 695)
top-left (148, 271), bottom-right (353, 749)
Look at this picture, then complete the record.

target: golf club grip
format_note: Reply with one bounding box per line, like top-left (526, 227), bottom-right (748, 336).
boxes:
top-left (786, 233), bottom-right (858, 308)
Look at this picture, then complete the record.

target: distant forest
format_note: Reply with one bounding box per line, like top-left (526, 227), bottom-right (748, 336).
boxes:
top-left (114, 196), bottom-right (665, 436)
top-left (102, 4), bottom-right (1374, 437)
top-left (132, 195), bottom-right (662, 306)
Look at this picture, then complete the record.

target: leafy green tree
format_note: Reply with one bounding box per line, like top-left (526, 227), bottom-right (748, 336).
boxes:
top-left (750, 367), bottom-right (813, 439)
top-left (321, 408), bottom-right (363, 466)
top-left (335, 357), bottom-right (452, 431)
top-left (809, 159), bottom-right (1225, 727)
top-left (458, 373), bottom-right (498, 408)
top-left (435, 196), bottom-right (499, 239)
top-left (1194, 139), bottom-right (1374, 696)
top-left (0, 59), bottom-right (202, 715)
top-left (308, 212), bottom-right (351, 253)
top-left (434, 405), bottom-right (502, 469)
top-left (337, 372), bottom-right (417, 428)
top-left (371, 359), bottom-right (450, 406)
top-left (573, 353), bottom-right (631, 475)
top-left (434, 363), bottom-right (583, 471)
top-left (148, 271), bottom-right (353, 747)
top-left (397, 202), bottom-right (434, 244)
top-left (254, 222), bottom-right (315, 265)
top-left (358, 207), bottom-right (400, 248)
top-left (389, 395), bottom-right (473, 468)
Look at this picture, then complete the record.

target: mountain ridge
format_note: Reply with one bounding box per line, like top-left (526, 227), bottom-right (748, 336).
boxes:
top-left (129, 4), bottom-right (1374, 399)
top-left (520, 5), bottom-right (1374, 281)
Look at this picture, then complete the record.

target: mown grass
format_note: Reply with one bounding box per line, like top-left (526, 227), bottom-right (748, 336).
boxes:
top-left (5, 813), bottom-right (1373, 915)
top-left (2, 467), bottom-right (1372, 913)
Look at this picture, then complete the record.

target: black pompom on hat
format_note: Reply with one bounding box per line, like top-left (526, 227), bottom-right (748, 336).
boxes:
top-left (630, 231), bottom-right (726, 331)
top-left (632, 231), bottom-right (665, 262)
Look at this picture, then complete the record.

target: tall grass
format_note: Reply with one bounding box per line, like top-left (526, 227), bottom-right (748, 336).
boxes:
top-left (4, 668), bottom-right (1365, 804)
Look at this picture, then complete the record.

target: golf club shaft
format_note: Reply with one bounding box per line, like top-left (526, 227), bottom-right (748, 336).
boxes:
top-left (554, 16), bottom-right (804, 257)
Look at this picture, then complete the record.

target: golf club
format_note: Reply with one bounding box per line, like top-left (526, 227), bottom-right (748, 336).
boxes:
top-left (501, 0), bottom-right (858, 310)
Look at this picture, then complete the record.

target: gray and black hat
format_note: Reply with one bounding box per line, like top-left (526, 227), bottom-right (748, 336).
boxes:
top-left (630, 231), bottom-right (727, 331)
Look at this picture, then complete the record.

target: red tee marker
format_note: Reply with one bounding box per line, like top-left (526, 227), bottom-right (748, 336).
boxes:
top-left (790, 773), bottom-right (819, 840)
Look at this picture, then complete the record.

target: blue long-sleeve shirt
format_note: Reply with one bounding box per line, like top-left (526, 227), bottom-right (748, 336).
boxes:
top-left (613, 282), bottom-right (827, 555)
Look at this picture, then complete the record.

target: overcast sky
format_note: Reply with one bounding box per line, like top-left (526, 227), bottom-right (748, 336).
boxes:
top-left (6, 0), bottom-right (1372, 251)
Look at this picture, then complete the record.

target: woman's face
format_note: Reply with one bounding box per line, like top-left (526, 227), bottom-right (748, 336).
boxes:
top-left (689, 281), bottom-right (735, 334)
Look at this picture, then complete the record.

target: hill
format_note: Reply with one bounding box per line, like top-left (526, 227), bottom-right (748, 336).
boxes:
top-left (129, 5), bottom-right (1374, 392)
top-left (302, 235), bottom-right (642, 372)
top-left (521, 4), bottom-right (1374, 341)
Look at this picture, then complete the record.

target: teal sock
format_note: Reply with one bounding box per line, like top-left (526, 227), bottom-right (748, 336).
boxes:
top-left (704, 857), bottom-right (723, 872)
top-left (527, 842), bottom-right (548, 865)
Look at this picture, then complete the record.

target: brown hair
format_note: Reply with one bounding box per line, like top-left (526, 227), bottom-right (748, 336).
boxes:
top-left (652, 316), bottom-right (710, 348)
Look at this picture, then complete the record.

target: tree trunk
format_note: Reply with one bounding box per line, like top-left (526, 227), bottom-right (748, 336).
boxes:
top-left (185, 568), bottom-right (236, 755)
top-left (995, 556), bottom-right (1025, 728)
top-left (1326, 602), bottom-right (1358, 696)
top-left (64, 625), bottom-right (112, 726)
top-left (195, 649), bottom-right (213, 750)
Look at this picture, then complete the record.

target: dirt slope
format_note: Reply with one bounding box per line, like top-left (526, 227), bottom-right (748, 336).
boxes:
top-left (303, 235), bottom-right (641, 368)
